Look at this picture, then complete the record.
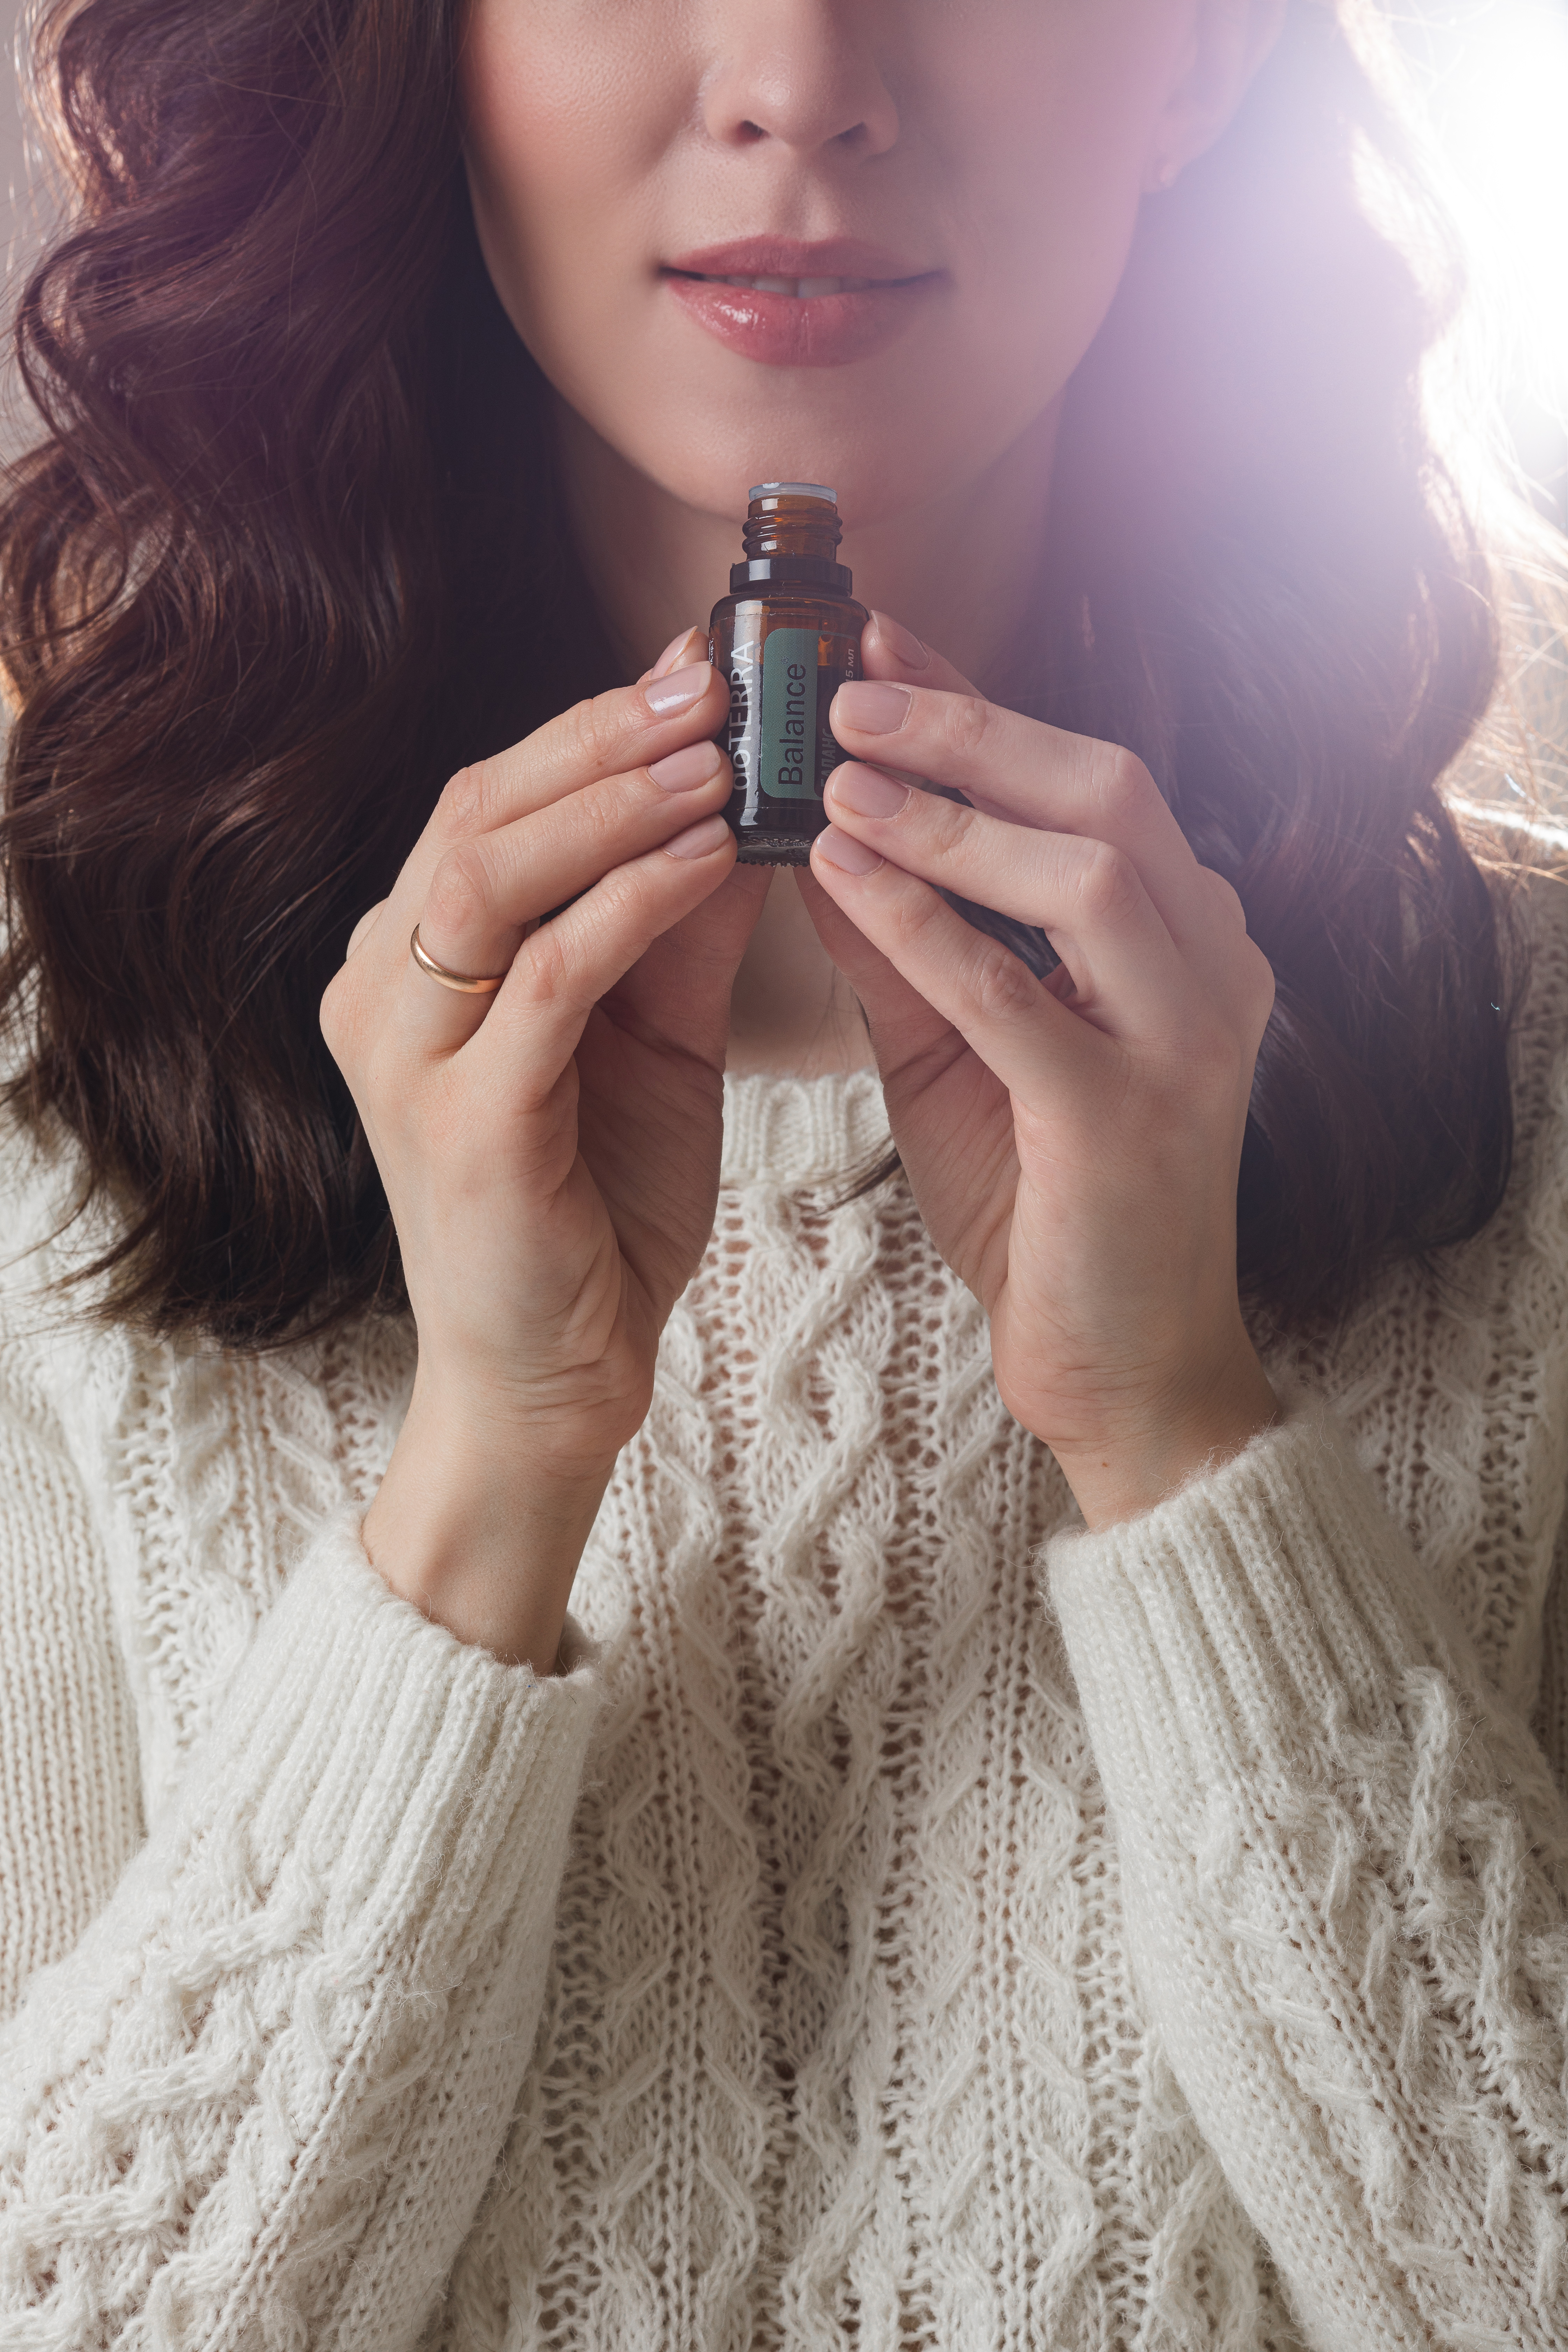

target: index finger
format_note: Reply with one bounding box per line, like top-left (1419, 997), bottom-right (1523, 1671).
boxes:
top-left (344, 661), bottom-right (732, 986)
top-left (860, 608), bottom-right (981, 700)
top-left (858, 609), bottom-right (1191, 866)
top-left (828, 673), bottom-right (1213, 951)
top-left (435, 661), bottom-right (731, 845)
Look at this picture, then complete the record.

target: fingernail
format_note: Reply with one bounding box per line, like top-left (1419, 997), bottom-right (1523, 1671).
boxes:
top-left (869, 611), bottom-right (930, 670)
top-left (814, 825), bottom-right (884, 875)
top-left (649, 740), bottom-right (723, 792)
top-left (649, 626), bottom-right (705, 681)
top-left (663, 812), bottom-right (733, 860)
top-left (645, 661), bottom-right (712, 715)
top-left (828, 763), bottom-right (909, 819)
top-left (834, 681), bottom-right (911, 736)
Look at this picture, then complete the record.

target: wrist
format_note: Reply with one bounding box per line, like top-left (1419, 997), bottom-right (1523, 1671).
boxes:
top-left (1044, 1345), bottom-right (1279, 1533)
top-left (364, 1376), bottom-right (621, 1672)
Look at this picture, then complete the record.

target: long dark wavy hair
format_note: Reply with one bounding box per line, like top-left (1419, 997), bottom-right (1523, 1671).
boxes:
top-left (0, 0), bottom-right (1540, 1348)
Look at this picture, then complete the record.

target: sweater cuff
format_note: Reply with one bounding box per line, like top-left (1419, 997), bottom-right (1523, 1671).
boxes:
top-left (164, 1510), bottom-right (606, 1984)
top-left (1042, 1386), bottom-right (1475, 1809)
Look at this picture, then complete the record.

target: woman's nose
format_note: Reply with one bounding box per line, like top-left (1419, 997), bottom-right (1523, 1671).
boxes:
top-left (698, 0), bottom-right (900, 159)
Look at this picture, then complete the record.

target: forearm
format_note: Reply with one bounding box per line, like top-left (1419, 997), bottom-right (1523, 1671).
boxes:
top-left (1045, 1395), bottom-right (1568, 2349)
top-left (365, 1372), bottom-right (619, 1674)
top-left (0, 1517), bottom-right (604, 2352)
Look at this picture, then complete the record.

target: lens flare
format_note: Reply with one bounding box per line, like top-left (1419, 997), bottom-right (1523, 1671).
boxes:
top-left (1420, 0), bottom-right (1568, 413)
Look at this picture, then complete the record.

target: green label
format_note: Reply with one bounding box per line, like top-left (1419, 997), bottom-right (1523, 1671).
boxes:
top-left (761, 628), bottom-right (819, 800)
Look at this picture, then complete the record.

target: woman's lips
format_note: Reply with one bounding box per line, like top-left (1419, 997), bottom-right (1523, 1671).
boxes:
top-left (663, 269), bottom-right (941, 368)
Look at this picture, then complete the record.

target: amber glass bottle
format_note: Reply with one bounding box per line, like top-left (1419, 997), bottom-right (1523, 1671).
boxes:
top-left (709, 483), bottom-right (868, 864)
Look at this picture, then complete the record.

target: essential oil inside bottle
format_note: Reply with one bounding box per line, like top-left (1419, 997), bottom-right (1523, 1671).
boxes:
top-left (709, 483), bottom-right (868, 865)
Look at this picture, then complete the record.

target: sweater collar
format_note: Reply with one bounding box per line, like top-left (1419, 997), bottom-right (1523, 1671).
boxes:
top-left (719, 1067), bottom-right (891, 1190)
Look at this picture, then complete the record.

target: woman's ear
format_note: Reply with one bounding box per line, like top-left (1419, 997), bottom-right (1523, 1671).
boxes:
top-left (1142, 0), bottom-right (1290, 193)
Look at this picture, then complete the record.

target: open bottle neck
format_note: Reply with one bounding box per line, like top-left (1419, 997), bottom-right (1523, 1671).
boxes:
top-left (734, 491), bottom-right (852, 595)
top-left (742, 497), bottom-right (841, 563)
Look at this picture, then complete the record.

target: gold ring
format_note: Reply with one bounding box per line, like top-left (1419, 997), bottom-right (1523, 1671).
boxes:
top-left (409, 924), bottom-right (506, 995)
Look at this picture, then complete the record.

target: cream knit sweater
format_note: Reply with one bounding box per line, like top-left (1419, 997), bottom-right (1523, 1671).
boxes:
top-left (3, 846), bottom-right (1568, 2352)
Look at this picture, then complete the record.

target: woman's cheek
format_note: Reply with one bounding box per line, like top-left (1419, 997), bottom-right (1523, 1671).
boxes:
top-left (933, 11), bottom-right (1178, 389)
top-left (456, 3), bottom-right (659, 354)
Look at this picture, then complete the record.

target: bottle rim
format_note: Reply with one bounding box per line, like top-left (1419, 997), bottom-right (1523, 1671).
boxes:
top-left (748, 481), bottom-right (836, 503)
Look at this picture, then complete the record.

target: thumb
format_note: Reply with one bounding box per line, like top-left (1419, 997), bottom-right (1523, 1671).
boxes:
top-left (792, 865), bottom-right (954, 1068)
top-left (609, 858), bottom-right (772, 1065)
top-left (859, 610), bottom-right (982, 700)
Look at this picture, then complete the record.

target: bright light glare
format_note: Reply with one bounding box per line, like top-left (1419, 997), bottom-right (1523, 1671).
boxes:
top-left (1420, 0), bottom-right (1568, 410)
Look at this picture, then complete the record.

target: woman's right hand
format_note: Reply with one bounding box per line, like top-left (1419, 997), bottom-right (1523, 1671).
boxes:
top-left (319, 633), bottom-right (767, 1665)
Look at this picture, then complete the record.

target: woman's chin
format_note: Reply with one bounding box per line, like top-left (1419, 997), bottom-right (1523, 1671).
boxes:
top-left (608, 400), bottom-right (988, 536)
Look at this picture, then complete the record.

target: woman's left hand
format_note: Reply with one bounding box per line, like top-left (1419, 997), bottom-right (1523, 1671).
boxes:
top-left (800, 617), bottom-right (1280, 1530)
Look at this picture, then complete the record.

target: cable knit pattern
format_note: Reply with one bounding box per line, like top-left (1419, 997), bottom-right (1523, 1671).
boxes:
top-left (1049, 1401), bottom-right (1568, 2351)
top-left (1, 841), bottom-right (1567, 2348)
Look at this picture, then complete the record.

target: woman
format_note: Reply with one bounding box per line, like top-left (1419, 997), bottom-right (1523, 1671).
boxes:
top-left (1, 0), bottom-right (1565, 2337)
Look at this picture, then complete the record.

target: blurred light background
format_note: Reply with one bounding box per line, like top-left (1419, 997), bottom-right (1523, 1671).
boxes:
top-left (1395, 0), bottom-right (1568, 531)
